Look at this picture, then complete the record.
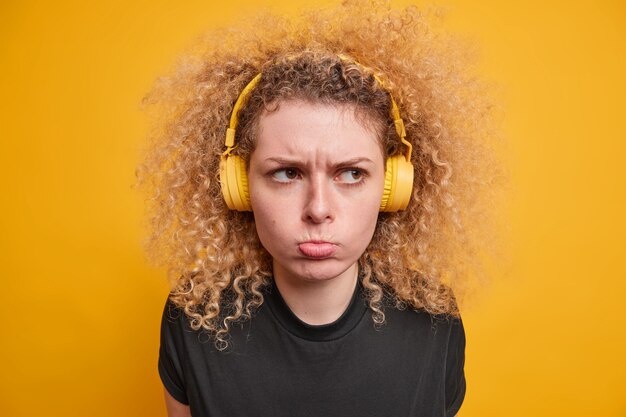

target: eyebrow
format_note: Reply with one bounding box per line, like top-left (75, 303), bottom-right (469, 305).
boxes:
top-left (263, 157), bottom-right (376, 166)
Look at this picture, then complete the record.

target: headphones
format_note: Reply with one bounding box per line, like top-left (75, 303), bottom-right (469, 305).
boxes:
top-left (219, 57), bottom-right (414, 212)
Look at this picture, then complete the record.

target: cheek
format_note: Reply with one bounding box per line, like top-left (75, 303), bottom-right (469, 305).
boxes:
top-left (252, 203), bottom-right (275, 237)
top-left (355, 205), bottom-right (380, 243)
top-left (250, 196), bottom-right (290, 251)
top-left (354, 192), bottom-right (382, 241)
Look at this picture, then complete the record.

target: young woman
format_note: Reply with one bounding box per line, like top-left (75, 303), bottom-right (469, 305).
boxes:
top-left (137, 1), bottom-right (500, 416)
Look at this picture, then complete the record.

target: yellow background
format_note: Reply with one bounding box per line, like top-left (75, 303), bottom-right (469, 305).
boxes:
top-left (1, 1), bottom-right (624, 416)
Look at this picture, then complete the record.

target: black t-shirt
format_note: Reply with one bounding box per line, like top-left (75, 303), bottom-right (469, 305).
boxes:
top-left (158, 278), bottom-right (466, 417)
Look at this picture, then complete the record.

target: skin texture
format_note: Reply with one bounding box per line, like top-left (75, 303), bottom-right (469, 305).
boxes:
top-left (248, 99), bottom-right (385, 325)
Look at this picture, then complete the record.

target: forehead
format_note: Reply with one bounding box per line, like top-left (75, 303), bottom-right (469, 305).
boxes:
top-left (253, 99), bottom-right (384, 160)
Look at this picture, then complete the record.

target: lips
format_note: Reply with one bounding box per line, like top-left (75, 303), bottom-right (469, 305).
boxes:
top-left (298, 241), bottom-right (336, 259)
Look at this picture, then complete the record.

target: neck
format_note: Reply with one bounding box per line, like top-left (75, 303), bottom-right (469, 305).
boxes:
top-left (273, 263), bottom-right (359, 325)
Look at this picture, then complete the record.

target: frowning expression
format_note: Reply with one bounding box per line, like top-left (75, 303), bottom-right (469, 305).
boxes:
top-left (248, 99), bottom-right (385, 285)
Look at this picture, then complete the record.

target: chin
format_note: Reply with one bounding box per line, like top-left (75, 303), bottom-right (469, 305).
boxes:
top-left (287, 259), bottom-right (358, 283)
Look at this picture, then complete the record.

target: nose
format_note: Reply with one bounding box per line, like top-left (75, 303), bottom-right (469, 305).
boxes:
top-left (302, 174), bottom-right (334, 223)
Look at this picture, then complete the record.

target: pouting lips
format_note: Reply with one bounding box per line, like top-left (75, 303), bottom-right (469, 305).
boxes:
top-left (298, 242), bottom-right (336, 258)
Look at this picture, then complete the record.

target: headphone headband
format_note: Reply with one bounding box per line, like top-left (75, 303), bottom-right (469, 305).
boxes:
top-left (225, 73), bottom-right (262, 150)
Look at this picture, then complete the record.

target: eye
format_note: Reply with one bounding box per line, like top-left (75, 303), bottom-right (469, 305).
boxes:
top-left (336, 169), bottom-right (364, 184)
top-left (272, 168), bottom-right (300, 182)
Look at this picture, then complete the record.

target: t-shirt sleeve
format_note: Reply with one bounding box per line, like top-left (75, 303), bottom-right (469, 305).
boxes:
top-left (445, 317), bottom-right (466, 417)
top-left (158, 298), bottom-right (190, 405)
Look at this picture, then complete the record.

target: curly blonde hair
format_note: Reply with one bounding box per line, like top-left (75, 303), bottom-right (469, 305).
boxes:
top-left (136, 0), bottom-right (504, 350)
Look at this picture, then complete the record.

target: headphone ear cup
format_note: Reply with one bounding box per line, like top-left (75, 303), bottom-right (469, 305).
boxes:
top-left (220, 154), bottom-right (252, 211)
top-left (380, 155), bottom-right (414, 212)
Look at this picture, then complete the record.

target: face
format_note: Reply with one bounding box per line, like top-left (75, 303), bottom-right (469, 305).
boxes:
top-left (248, 99), bottom-right (385, 286)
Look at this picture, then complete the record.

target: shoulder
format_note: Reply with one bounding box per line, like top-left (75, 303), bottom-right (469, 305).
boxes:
top-left (380, 304), bottom-right (465, 357)
top-left (159, 297), bottom-right (205, 347)
top-left (162, 298), bottom-right (189, 322)
top-left (161, 298), bottom-right (188, 331)
top-left (384, 302), bottom-right (463, 333)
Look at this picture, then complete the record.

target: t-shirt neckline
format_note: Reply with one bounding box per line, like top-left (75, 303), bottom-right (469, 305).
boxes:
top-left (265, 276), bottom-right (368, 342)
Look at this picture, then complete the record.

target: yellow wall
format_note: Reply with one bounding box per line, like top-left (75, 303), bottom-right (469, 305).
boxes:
top-left (1, 1), bottom-right (624, 416)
